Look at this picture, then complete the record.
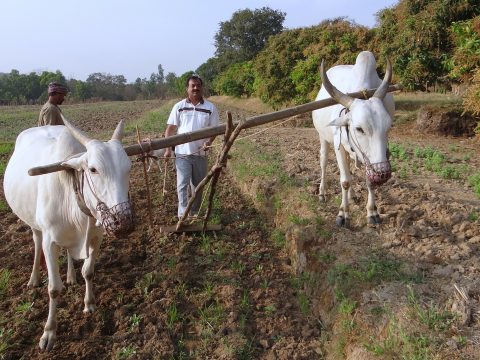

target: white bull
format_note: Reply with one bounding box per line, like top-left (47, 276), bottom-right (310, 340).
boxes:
top-left (3, 116), bottom-right (134, 350)
top-left (312, 51), bottom-right (394, 226)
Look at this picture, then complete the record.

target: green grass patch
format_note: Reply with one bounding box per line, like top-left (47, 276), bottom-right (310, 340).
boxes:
top-left (116, 345), bottom-right (136, 359)
top-left (0, 200), bottom-right (9, 212)
top-left (0, 327), bottom-right (13, 358)
top-left (124, 100), bottom-right (175, 136)
top-left (469, 172), bottom-right (480, 198)
top-left (166, 301), bottom-right (181, 330)
top-left (0, 142), bottom-right (14, 155)
top-left (0, 269), bottom-right (11, 297)
top-left (271, 229), bottom-right (286, 248)
top-left (363, 319), bottom-right (432, 359)
top-left (230, 139), bottom-right (293, 187)
top-left (198, 301), bottom-right (225, 337)
top-left (327, 255), bottom-right (422, 301)
top-left (388, 143), bottom-right (409, 161)
top-left (407, 286), bottom-right (455, 332)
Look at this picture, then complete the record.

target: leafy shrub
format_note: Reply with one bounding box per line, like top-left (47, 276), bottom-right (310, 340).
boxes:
top-left (214, 61), bottom-right (255, 97)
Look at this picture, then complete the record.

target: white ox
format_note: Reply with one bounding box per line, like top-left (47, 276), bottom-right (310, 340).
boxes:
top-left (3, 117), bottom-right (134, 350)
top-left (312, 51), bottom-right (394, 226)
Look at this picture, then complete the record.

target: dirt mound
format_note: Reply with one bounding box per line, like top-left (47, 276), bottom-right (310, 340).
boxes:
top-left (416, 106), bottom-right (478, 137)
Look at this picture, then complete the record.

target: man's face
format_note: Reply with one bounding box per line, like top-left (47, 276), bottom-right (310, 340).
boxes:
top-left (50, 93), bottom-right (66, 105)
top-left (187, 79), bottom-right (203, 100)
top-left (56, 93), bottom-right (66, 105)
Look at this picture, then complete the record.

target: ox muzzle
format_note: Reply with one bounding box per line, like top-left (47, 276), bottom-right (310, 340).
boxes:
top-left (365, 160), bottom-right (391, 186)
top-left (96, 201), bottom-right (135, 237)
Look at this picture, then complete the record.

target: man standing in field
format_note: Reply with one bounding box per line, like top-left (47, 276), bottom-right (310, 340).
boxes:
top-left (164, 74), bottom-right (220, 220)
top-left (38, 82), bottom-right (69, 126)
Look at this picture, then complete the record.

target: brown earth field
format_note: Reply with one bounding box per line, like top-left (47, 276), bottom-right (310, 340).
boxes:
top-left (1, 95), bottom-right (480, 360)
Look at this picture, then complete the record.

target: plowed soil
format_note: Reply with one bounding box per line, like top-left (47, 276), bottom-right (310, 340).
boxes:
top-left (1, 97), bottom-right (479, 359)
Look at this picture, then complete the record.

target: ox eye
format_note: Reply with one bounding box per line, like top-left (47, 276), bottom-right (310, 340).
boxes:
top-left (355, 127), bottom-right (365, 135)
top-left (89, 167), bottom-right (98, 174)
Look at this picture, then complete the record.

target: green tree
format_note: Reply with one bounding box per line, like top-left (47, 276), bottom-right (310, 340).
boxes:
top-left (214, 7), bottom-right (286, 63)
top-left (72, 80), bottom-right (91, 101)
top-left (214, 61), bottom-right (255, 97)
top-left (375, 0), bottom-right (480, 90)
top-left (253, 18), bottom-right (375, 108)
top-left (448, 16), bottom-right (480, 82)
top-left (164, 72), bottom-right (178, 97)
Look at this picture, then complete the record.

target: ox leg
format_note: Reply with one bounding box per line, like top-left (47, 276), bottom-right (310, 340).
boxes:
top-left (366, 180), bottom-right (381, 225)
top-left (82, 235), bottom-right (101, 313)
top-left (28, 229), bottom-right (42, 287)
top-left (335, 146), bottom-right (352, 227)
top-left (39, 239), bottom-right (62, 351)
top-left (318, 138), bottom-right (328, 202)
top-left (66, 250), bottom-right (76, 285)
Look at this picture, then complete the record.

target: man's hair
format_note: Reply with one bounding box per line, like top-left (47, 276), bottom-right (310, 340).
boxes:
top-left (185, 74), bottom-right (203, 87)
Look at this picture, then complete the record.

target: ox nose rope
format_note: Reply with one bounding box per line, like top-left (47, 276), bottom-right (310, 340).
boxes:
top-left (337, 108), bottom-right (391, 186)
top-left (72, 170), bottom-right (94, 218)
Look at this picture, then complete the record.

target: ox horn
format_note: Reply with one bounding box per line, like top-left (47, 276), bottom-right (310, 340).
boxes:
top-left (320, 59), bottom-right (354, 109)
top-left (372, 58), bottom-right (392, 100)
top-left (61, 114), bottom-right (92, 146)
top-left (111, 119), bottom-right (125, 141)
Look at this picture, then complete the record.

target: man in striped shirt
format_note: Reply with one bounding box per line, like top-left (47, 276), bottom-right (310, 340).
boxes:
top-left (164, 75), bottom-right (220, 219)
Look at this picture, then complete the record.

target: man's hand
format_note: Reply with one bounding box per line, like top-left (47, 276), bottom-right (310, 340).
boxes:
top-left (202, 141), bottom-right (211, 151)
top-left (164, 147), bottom-right (172, 162)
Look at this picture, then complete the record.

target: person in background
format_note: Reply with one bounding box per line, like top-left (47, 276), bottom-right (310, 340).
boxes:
top-left (164, 74), bottom-right (220, 220)
top-left (38, 82), bottom-right (69, 126)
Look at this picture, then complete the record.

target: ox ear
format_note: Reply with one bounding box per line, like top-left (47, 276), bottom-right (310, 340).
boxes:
top-left (61, 156), bottom-right (85, 171)
top-left (328, 114), bottom-right (351, 127)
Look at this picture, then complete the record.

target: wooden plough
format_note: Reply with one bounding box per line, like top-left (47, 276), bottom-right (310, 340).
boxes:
top-left (28, 84), bottom-right (402, 232)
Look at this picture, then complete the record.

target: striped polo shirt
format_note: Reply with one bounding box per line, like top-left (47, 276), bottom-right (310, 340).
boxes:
top-left (167, 97), bottom-right (220, 155)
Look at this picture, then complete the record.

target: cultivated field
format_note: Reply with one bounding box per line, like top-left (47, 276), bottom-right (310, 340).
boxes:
top-left (0, 94), bottom-right (479, 359)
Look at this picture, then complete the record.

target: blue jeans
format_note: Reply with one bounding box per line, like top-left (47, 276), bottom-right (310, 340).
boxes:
top-left (175, 155), bottom-right (208, 218)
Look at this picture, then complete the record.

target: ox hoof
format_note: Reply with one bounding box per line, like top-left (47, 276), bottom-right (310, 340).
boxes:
top-left (336, 216), bottom-right (349, 227)
top-left (27, 279), bottom-right (40, 288)
top-left (319, 195), bottom-right (327, 203)
top-left (39, 331), bottom-right (56, 351)
top-left (368, 215), bottom-right (381, 225)
top-left (66, 277), bottom-right (77, 286)
top-left (83, 304), bottom-right (95, 313)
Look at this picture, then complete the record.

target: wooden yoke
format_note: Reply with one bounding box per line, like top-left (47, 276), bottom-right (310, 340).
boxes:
top-left (28, 84), bottom-right (402, 176)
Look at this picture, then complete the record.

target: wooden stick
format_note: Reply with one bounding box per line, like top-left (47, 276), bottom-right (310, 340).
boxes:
top-left (28, 84), bottom-right (402, 176)
top-left (177, 115), bottom-right (246, 231)
top-left (162, 160), bottom-right (169, 196)
top-left (202, 112), bottom-right (234, 231)
top-left (136, 126), bottom-right (153, 228)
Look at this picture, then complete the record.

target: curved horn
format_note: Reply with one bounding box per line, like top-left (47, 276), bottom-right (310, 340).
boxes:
top-left (373, 58), bottom-right (392, 100)
top-left (61, 114), bottom-right (92, 146)
top-left (111, 119), bottom-right (125, 142)
top-left (320, 59), bottom-right (354, 109)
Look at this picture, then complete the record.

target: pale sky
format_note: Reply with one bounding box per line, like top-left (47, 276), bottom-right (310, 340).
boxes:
top-left (0, 0), bottom-right (398, 82)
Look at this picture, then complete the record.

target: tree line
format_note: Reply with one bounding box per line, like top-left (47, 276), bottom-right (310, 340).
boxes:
top-left (0, 65), bottom-right (188, 105)
top-left (1, 0), bottom-right (479, 119)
